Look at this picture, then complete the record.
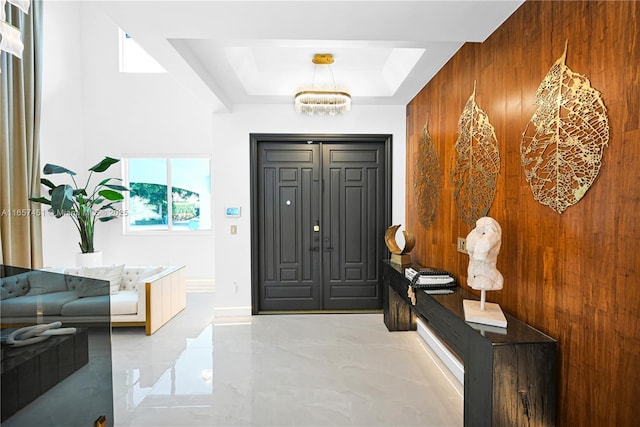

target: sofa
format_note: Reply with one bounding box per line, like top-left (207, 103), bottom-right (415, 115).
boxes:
top-left (0, 265), bottom-right (186, 335)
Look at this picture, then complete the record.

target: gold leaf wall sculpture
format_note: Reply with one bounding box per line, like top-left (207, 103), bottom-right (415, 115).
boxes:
top-left (413, 118), bottom-right (441, 229)
top-left (521, 41), bottom-right (609, 214)
top-left (450, 82), bottom-right (500, 227)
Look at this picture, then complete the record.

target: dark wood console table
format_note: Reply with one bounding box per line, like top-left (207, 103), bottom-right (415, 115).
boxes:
top-left (381, 260), bottom-right (557, 427)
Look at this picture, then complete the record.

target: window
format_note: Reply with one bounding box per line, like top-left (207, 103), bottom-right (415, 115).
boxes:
top-left (118, 28), bottom-right (166, 73)
top-left (125, 157), bottom-right (211, 232)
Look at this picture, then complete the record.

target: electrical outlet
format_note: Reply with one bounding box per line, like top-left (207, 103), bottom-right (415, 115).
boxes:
top-left (457, 237), bottom-right (467, 254)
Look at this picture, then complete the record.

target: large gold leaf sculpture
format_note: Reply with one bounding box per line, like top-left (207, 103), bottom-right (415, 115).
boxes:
top-left (413, 118), bottom-right (441, 229)
top-left (521, 42), bottom-right (609, 214)
top-left (450, 83), bottom-right (500, 227)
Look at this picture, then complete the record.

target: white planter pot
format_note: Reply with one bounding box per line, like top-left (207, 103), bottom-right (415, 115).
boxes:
top-left (76, 251), bottom-right (103, 268)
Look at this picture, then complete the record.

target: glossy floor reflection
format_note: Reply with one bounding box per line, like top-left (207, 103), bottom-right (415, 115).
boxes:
top-left (111, 293), bottom-right (463, 426)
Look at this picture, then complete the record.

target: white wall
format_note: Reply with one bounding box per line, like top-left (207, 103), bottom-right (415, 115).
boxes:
top-left (40, 1), bottom-right (87, 264)
top-left (39, 2), bottom-right (407, 315)
top-left (40, 2), bottom-right (215, 282)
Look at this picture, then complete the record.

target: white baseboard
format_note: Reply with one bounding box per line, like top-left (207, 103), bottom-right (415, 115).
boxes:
top-left (213, 306), bottom-right (252, 317)
top-left (416, 317), bottom-right (464, 385)
top-left (186, 278), bottom-right (215, 292)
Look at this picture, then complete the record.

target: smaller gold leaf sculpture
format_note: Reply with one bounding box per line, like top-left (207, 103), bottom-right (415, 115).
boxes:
top-left (413, 117), bottom-right (441, 229)
top-left (521, 41), bottom-right (609, 214)
top-left (450, 82), bottom-right (500, 227)
top-left (384, 224), bottom-right (416, 255)
top-left (385, 224), bottom-right (415, 266)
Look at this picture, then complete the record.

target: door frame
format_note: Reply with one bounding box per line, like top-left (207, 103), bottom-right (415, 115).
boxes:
top-left (250, 133), bottom-right (392, 314)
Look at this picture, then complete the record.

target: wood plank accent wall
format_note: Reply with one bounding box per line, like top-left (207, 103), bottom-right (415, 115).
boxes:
top-left (405, 1), bottom-right (639, 425)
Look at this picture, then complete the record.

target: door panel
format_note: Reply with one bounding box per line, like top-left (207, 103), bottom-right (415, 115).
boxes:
top-left (258, 144), bottom-right (321, 310)
top-left (322, 143), bottom-right (386, 310)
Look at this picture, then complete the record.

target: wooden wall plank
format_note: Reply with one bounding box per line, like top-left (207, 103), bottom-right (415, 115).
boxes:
top-left (405, 1), bottom-right (640, 425)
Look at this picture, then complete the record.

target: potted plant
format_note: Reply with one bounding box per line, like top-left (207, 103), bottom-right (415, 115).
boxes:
top-left (30, 156), bottom-right (129, 264)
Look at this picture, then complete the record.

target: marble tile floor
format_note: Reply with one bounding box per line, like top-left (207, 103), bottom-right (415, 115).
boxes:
top-left (2, 292), bottom-right (463, 427)
top-left (111, 292), bottom-right (463, 427)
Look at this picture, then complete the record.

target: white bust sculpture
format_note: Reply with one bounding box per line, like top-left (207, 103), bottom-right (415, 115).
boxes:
top-left (466, 216), bottom-right (503, 292)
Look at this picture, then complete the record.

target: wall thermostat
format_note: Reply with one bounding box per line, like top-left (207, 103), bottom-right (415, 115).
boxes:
top-left (225, 207), bottom-right (241, 217)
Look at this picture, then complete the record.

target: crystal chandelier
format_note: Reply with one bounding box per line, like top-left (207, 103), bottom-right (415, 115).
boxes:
top-left (294, 53), bottom-right (351, 116)
top-left (0, 0), bottom-right (30, 73)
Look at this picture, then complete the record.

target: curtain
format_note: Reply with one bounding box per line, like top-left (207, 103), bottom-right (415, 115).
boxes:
top-left (0, 0), bottom-right (43, 268)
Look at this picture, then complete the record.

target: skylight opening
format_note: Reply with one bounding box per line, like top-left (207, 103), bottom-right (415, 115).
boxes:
top-left (118, 28), bottom-right (166, 74)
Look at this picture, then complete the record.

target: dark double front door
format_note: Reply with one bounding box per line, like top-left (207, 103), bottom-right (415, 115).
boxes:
top-left (254, 138), bottom-right (388, 311)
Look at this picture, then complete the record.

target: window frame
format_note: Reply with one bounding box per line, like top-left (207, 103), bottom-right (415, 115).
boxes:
top-left (122, 154), bottom-right (213, 235)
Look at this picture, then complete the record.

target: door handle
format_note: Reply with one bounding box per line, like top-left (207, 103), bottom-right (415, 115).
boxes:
top-left (310, 246), bottom-right (320, 251)
top-left (324, 247), bottom-right (334, 252)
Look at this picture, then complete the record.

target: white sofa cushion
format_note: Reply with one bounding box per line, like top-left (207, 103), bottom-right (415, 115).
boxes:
top-left (1, 274), bottom-right (31, 299)
top-left (120, 266), bottom-right (163, 291)
top-left (26, 272), bottom-right (68, 295)
top-left (110, 290), bottom-right (138, 315)
top-left (67, 265), bottom-right (125, 295)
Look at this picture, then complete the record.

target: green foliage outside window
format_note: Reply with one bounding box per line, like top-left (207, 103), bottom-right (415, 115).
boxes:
top-left (129, 182), bottom-right (199, 225)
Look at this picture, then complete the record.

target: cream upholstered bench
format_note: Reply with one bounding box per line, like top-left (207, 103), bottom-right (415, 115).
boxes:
top-left (1, 266), bottom-right (186, 335)
top-left (64, 265), bottom-right (187, 335)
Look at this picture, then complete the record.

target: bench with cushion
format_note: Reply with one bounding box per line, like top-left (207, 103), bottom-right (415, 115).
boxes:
top-left (1, 265), bottom-right (186, 335)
